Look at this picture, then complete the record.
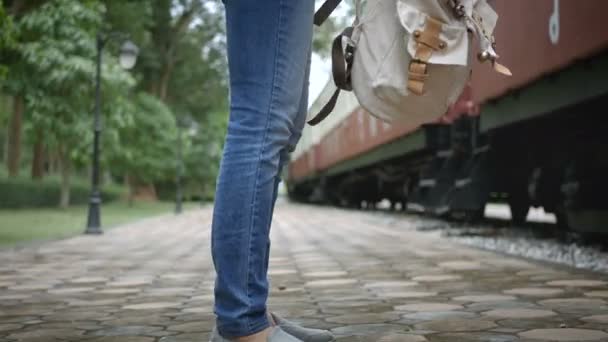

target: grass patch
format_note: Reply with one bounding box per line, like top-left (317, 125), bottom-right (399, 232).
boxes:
top-left (0, 201), bottom-right (199, 247)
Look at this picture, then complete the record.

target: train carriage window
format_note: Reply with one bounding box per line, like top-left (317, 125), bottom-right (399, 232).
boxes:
top-left (383, 121), bottom-right (391, 131)
top-left (358, 110), bottom-right (365, 142)
top-left (370, 116), bottom-right (378, 137)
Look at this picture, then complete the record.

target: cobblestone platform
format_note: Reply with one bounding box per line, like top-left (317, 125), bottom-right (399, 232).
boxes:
top-left (1, 203), bottom-right (608, 341)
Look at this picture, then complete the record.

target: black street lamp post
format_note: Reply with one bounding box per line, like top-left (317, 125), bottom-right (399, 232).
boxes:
top-left (85, 33), bottom-right (139, 234)
top-left (175, 123), bottom-right (183, 215)
top-left (175, 116), bottom-right (194, 215)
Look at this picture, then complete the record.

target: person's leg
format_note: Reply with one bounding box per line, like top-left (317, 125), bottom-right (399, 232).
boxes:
top-left (264, 53), bottom-right (312, 282)
top-left (286, 54), bottom-right (312, 158)
top-left (212, 0), bottom-right (314, 338)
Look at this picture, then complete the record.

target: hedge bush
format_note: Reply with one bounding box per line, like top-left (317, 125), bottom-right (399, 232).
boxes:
top-left (155, 180), bottom-right (215, 203)
top-left (0, 177), bottom-right (125, 209)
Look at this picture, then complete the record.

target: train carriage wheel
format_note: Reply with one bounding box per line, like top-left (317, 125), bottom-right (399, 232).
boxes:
top-left (508, 195), bottom-right (530, 225)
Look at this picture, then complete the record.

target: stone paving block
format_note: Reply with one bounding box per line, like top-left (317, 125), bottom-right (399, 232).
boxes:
top-left (546, 279), bottom-right (607, 287)
top-left (428, 332), bottom-right (518, 342)
top-left (481, 308), bottom-right (557, 319)
top-left (465, 300), bottom-right (540, 313)
top-left (0, 203), bottom-right (607, 341)
top-left (585, 290), bottom-right (608, 298)
top-left (336, 334), bottom-right (427, 341)
top-left (88, 337), bottom-right (156, 342)
top-left (399, 310), bottom-right (478, 324)
top-left (415, 318), bottom-right (498, 332)
top-left (452, 294), bottom-right (517, 302)
top-left (395, 303), bottom-right (463, 312)
top-left (503, 287), bottom-right (565, 297)
top-left (519, 328), bottom-right (608, 341)
top-left (411, 274), bottom-right (462, 282)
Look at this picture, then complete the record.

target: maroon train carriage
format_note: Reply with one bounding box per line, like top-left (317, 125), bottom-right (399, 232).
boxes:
top-left (287, 0), bottom-right (608, 233)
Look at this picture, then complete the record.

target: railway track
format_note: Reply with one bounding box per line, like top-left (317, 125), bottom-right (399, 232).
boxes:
top-left (336, 202), bottom-right (608, 273)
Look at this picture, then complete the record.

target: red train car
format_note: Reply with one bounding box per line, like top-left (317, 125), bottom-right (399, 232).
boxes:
top-left (288, 0), bottom-right (608, 232)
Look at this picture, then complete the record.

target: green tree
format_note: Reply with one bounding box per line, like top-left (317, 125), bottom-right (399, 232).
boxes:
top-left (7, 0), bottom-right (134, 207)
top-left (182, 110), bottom-right (227, 200)
top-left (0, 2), bottom-right (15, 78)
top-left (103, 0), bottom-right (229, 201)
top-left (313, 0), bottom-right (356, 58)
top-left (1, 0), bottom-right (51, 177)
top-left (1, 0), bottom-right (231, 209)
top-left (164, 9), bottom-right (227, 200)
top-left (105, 92), bottom-right (177, 204)
top-left (141, 0), bottom-right (206, 101)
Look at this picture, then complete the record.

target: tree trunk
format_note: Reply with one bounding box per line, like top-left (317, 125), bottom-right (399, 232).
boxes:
top-left (146, 80), bottom-right (158, 97)
top-left (9, 0), bottom-right (51, 17)
top-left (31, 129), bottom-right (45, 179)
top-left (58, 146), bottom-right (71, 209)
top-left (200, 185), bottom-right (206, 207)
top-left (125, 173), bottom-right (135, 207)
top-left (158, 62), bottom-right (174, 102)
top-left (1, 93), bottom-right (9, 164)
top-left (2, 118), bottom-right (8, 165)
top-left (2, 128), bottom-right (7, 165)
top-left (9, 0), bottom-right (26, 16)
top-left (48, 150), bottom-right (59, 174)
top-left (6, 94), bottom-right (24, 177)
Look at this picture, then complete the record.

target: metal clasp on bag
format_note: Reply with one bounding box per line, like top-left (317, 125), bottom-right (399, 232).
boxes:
top-left (448, 0), bottom-right (466, 18)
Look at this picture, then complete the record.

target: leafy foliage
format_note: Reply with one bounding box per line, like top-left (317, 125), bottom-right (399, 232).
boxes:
top-left (105, 0), bottom-right (229, 198)
top-left (0, 175), bottom-right (124, 209)
top-left (10, 0), bottom-right (135, 206)
top-left (313, 0), bottom-right (356, 58)
top-left (0, 1), bottom-right (16, 78)
top-left (1, 0), bottom-right (231, 206)
top-left (105, 92), bottom-right (177, 184)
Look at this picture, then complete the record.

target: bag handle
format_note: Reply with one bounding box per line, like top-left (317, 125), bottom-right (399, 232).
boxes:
top-left (314, 0), bottom-right (362, 26)
top-left (307, 26), bottom-right (355, 126)
top-left (314, 0), bottom-right (342, 26)
top-left (332, 26), bottom-right (354, 91)
top-left (307, 88), bottom-right (341, 126)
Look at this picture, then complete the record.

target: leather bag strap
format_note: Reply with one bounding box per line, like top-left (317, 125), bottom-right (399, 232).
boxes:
top-left (314, 0), bottom-right (343, 26)
top-left (307, 27), bottom-right (355, 126)
top-left (332, 26), bottom-right (354, 91)
top-left (307, 88), bottom-right (341, 126)
top-left (408, 17), bottom-right (445, 95)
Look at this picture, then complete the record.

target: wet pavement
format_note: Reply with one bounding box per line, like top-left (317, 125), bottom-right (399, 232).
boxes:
top-left (1, 202), bottom-right (608, 341)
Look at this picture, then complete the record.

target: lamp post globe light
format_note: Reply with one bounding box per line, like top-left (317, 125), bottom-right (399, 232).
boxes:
top-left (85, 33), bottom-right (139, 235)
top-left (175, 116), bottom-right (193, 215)
top-left (119, 41), bottom-right (139, 70)
top-left (175, 122), bottom-right (184, 215)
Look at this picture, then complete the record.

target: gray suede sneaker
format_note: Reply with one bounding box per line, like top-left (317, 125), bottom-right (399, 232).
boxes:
top-left (209, 326), bottom-right (304, 342)
top-left (271, 313), bottom-right (335, 342)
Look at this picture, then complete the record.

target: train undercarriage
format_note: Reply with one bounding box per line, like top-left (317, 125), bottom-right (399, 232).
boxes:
top-left (288, 93), bottom-right (608, 233)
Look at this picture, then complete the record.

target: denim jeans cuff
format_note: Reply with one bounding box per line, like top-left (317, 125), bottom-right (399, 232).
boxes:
top-left (218, 314), bottom-right (270, 339)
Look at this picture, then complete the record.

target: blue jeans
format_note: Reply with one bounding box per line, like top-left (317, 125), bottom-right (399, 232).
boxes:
top-left (212, 0), bottom-right (314, 338)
